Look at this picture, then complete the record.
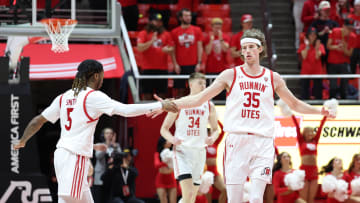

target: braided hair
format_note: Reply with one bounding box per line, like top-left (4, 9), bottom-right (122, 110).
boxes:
top-left (72, 59), bottom-right (103, 96)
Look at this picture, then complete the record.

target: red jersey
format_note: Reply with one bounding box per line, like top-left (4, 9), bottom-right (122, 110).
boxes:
top-left (171, 25), bottom-right (203, 66)
top-left (301, 0), bottom-right (320, 32)
top-left (137, 30), bottom-right (174, 70)
top-left (297, 43), bottom-right (325, 74)
top-left (328, 28), bottom-right (357, 64)
top-left (273, 169), bottom-right (300, 203)
top-left (230, 31), bottom-right (245, 66)
top-left (117, 0), bottom-right (137, 7)
top-left (293, 115), bottom-right (327, 156)
top-left (204, 33), bottom-right (230, 73)
top-left (348, 14), bottom-right (360, 48)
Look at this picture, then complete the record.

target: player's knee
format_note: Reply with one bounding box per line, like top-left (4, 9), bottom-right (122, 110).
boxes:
top-left (249, 196), bottom-right (262, 203)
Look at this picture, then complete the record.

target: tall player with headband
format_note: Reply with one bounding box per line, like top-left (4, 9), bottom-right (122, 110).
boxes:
top-left (151, 28), bottom-right (335, 203)
top-left (14, 59), bottom-right (178, 203)
top-left (160, 72), bottom-right (219, 203)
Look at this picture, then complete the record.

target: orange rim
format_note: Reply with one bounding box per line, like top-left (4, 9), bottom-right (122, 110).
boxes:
top-left (40, 18), bottom-right (78, 26)
top-left (40, 18), bottom-right (77, 33)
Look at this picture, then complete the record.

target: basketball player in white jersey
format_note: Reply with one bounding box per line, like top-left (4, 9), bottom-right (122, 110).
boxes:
top-left (160, 73), bottom-right (219, 203)
top-left (152, 29), bottom-right (335, 203)
top-left (13, 59), bottom-right (178, 203)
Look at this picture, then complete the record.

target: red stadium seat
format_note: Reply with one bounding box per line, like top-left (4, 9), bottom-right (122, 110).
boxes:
top-left (170, 4), bottom-right (178, 17)
top-left (196, 17), bottom-right (232, 32)
top-left (168, 17), bottom-right (179, 30)
top-left (198, 4), bottom-right (230, 18)
top-left (138, 4), bottom-right (150, 18)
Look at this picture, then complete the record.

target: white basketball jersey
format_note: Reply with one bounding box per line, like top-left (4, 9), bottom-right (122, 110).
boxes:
top-left (174, 101), bottom-right (211, 148)
top-left (224, 66), bottom-right (275, 137)
top-left (42, 87), bottom-right (114, 157)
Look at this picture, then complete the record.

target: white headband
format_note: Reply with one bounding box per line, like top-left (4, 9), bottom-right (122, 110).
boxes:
top-left (240, 38), bottom-right (261, 46)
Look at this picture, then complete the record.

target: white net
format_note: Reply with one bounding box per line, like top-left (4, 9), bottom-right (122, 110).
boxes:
top-left (42, 19), bottom-right (77, 53)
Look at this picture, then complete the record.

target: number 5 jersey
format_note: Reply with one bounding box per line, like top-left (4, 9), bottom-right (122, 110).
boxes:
top-left (224, 66), bottom-right (275, 138)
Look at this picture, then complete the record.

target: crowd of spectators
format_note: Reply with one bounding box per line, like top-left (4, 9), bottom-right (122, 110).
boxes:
top-left (296, 0), bottom-right (360, 100)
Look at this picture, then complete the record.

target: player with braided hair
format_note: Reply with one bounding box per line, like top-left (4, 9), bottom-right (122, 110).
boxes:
top-left (14, 59), bottom-right (178, 203)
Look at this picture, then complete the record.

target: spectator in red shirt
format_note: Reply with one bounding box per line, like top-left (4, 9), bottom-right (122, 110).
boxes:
top-left (171, 8), bottom-right (203, 97)
top-left (331, 0), bottom-right (353, 26)
top-left (137, 13), bottom-right (174, 100)
top-left (302, 0), bottom-right (321, 32)
top-left (298, 27), bottom-right (326, 99)
top-left (273, 152), bottom-right (304, 203)
top-left (310, 1), bottom-right (339, 55)
top-left (327, 18), bottom-right (356, 99)
top-left (319, 157), bottom-right (348, 203)
top-left (349, 0), bottom-right (360, 74)
top-left (204, 18), bottom-right (230, 75)
top-left (118, 0), bottom-right (139, 31)
top-left (230, 14), bottom-right (253, 66)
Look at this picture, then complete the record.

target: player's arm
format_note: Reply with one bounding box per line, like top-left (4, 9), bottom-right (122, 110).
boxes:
top-left (14, 115), bottom-right (48, 149)
top-left (14, 95), bottom-right (61, 149)
top-left (112, 101), bottom-right (177, 117)
top-left (174, 69), bottom-right (232, 109)
top-left (160, 112), bottom-right (181, 145)
top-left (274, 72), bottom-right (330, 116)
top-left (206, 102), bottom-right (219, 145)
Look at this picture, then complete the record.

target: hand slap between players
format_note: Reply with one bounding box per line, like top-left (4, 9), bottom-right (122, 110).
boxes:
top-left (146, 94), bottom-right (179, 118)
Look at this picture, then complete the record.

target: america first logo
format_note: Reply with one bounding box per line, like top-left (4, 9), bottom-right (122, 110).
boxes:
top-left (261, 167), bottom-right (271, 176)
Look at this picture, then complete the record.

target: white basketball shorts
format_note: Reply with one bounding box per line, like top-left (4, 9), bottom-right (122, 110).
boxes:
top-left (54, 147), bottom-right (90, 200)
top-left (223, 133), bottom-right (275, 184)
top-left (172, 145), bottom-right (206, 185)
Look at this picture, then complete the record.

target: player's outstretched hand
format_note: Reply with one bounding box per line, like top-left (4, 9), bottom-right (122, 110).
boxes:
top-left (147, 94), bottom-right (179, 118)
top-left (321, 106), bottom-right (336, 119)
top-left (13, 141), bottom-right (26, 150)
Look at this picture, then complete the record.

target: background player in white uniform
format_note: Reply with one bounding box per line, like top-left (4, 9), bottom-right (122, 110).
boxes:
top-left (160, 73), bottom-right (219, 203)
top-left (14, 60), bottom-right (178, 203)
top-left (151, 29), bottom-right (335, 203)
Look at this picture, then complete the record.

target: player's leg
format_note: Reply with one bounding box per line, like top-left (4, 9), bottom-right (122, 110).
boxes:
top-left (226, 184), bottom-right (244, 203)
top-left (308, 179), bottom-right (318, 203)
top-left (213, 175), bottom-right (227, 203)
top-left (248, 136), bottom-right (274, 203)
top-left (248, 178), bottom-right (267, 203)
top-left (223, 134), bottom-right (252, 202)
top-left (78, 190), bottom-right (94, 203)
top-left (168, 187), bottom-right (177, 203)
top-left (179, 177), bottom-right (197, 203)
top-left (190, 148), bottom-right (206, 203)
top-left (157, 188), bottom-right (168, 203)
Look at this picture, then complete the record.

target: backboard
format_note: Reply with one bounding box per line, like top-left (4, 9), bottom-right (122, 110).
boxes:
top-left (0, 0), bottom-right (121, 38)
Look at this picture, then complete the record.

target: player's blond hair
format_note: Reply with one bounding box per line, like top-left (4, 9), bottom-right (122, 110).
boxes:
top-left (188, 72), bottom-right (206, 82)
top-left (241, 28), bottom-right (267, 59)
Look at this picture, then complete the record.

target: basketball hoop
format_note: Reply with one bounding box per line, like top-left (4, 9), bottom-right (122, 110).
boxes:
top-left (41, 18), bottom-right (77, 53)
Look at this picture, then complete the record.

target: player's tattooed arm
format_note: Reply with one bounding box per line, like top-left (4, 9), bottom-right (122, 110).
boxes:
top-left (13, 115), bottom-right (48, 149)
